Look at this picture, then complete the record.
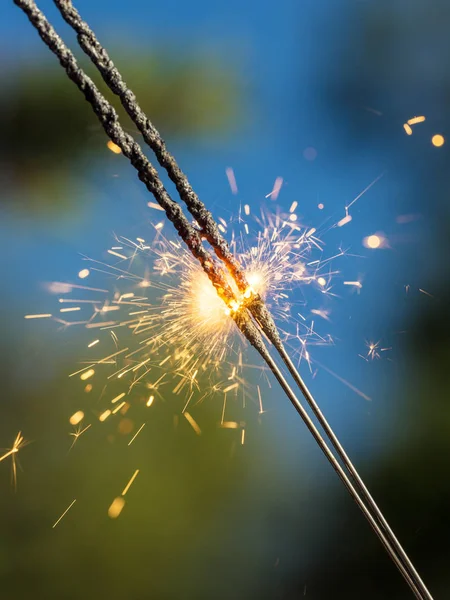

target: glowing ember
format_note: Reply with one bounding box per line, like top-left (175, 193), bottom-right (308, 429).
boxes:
top-left (432, 134), bottom-right (445, 147)
top-left (107, 140), bottom-right (122, 154)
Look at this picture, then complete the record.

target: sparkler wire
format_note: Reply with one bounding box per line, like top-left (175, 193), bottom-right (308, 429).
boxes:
top-left (50, 3), bottom-right (433, 597)
top-left (223, 312), bottom-right (424, 598)
top-left (274, 344), bottom-right (433, 600)
top-left (13, 1), bottom-right (432, 597)
top-left (253, 346), bottom-right (424, 600)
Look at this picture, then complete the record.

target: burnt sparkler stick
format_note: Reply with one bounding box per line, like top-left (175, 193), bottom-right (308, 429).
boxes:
top-left (13, 2), bottom-right (432, 598)
top-left (49, 4), bottom-right (434, 597)
top-left (11, 0), bottom-right (240, 312)
top-left (51, 0), bottom-right (250, 291)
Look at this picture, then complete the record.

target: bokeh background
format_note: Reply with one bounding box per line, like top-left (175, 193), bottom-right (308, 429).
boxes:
top-left (1, 1), bottom-right (450, 598)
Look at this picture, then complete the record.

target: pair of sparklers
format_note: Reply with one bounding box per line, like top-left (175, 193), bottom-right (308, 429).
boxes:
top-left (14, 1), bottom-right (433, 597)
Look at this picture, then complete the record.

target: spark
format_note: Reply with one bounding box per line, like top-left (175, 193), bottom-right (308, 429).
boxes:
top-left (346, 172), bottom-right (385, 211)
top-left (80, 368), bottom-right (95, 381)
top-left (69, 411), bottom-right (84, 426)
top-left (403, 123), bottom-right (413, 136)
top-left (396, 213), bottom-right (421, 224)
top-left (0, 432), bottom-right (25, 464)
top-left (366, 341), bottom-right (381, 361)
top-left (364, 106), bottom-right (382, 116)
top-left (78, 268), bottom-right (90, 279)
top-left (24, 313), bottom-right (52, 319)
top-left (148, 202), bottom-right (165, 211)
top-left (223, 383), bottom-right (239, 393)
top-left (85, 321), bottom-right (117, 328)
top-left (220, 421), bottom-right (240, 429)
top-left (407, 116), bottom-right (425, 125)
top-left (50, 282), bottom-right (108, 293)
top-left (58, 298), bottom-right (101, 304)
top-left (432, 134), bottom-right (445, 147)
top-left (88, 339), bottom-right (100, 348)
top-left (363, 234), bottom-right (386, 249)
top-left (52, 499), bottom-right (77, 528)
top-left (108, 496), bottom-right (125, 519)
top-left (108, 249), bottom-right (128, 260)
top-left (107, 140), bottom-right (122, 154)
top-left (265, 176), bottom-right (283, 200)
top-left (257, 385), bottom-right (264, 414)
top-left (184, 412), bottom-right (201, 435)
top-left (99, 409), bottom-right (111, 422)
top-left (128, 423), bottom-right (146, 446)
top-left (344, 281), bottom-right (362, 289)
top-left (122, 469), bottom-right (140, 496)
top-left (419, 288), bottom-right (434, 298)
top-left (112, 401), bottom-right (127, 414)
top-left (0, 431), bottom-right (27, 489)
top-left (111, 392), bottom-right (126, 404)
top-left (226, 167), bottom-right (238, 194)
top-left (69, 423), bottom-right (91, 450)
top-left (313, 361), bottom-right (371, 402)
top-left (337, 215), bottom-right (352, 227)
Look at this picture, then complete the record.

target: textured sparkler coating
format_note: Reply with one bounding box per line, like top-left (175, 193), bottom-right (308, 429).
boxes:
top-left (13, 0), bottom-right (239, 310)
top-left (52, 0), bottom-right (249, 292)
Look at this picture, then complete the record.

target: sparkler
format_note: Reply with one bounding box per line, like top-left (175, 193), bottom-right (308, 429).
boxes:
top-left (13, 1), bottom-right (433, 598)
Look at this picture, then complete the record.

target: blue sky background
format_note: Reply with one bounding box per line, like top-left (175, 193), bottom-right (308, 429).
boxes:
top-left (0, 2), bottom-right (445, 597)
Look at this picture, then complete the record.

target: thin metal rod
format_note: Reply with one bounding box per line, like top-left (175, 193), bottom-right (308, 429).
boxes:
top-left (254, 348), bottom-right (424, 600)
top-left (275, 344), bottom-right (433, 600)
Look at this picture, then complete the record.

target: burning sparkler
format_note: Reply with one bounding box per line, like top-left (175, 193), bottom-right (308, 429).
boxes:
top-left (13, 1), bottom-right (434, 598)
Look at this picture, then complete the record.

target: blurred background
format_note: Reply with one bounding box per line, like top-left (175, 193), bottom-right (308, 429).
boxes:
top-left (1, 0), bottom-right (450, 598)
